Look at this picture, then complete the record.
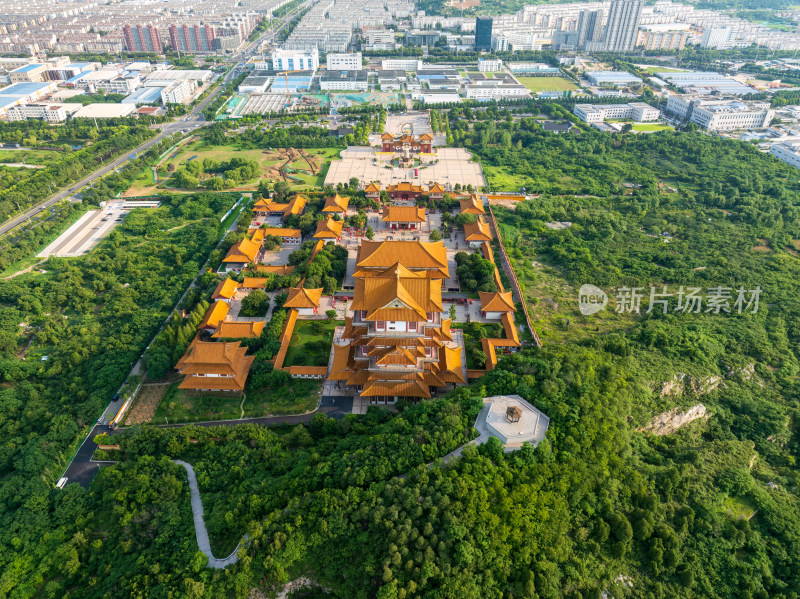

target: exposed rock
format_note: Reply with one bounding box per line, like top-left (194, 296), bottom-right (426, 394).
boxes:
top-left (640, 404), bottom-right (709, 436)
top-left (658, 364), bottom-right (756, 398)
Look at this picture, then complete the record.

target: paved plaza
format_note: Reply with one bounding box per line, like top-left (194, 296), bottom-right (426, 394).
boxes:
top-left (324, 146), bottom-right (486, 189)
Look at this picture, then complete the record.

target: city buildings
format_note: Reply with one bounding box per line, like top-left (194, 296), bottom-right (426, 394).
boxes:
top-left (574, 102), bottom-right (660, 123)
top-left (577, 9), bottom-right (604, 50)
top-left (475, 16), bottom-right (493, 51)
top-left (271, 48), bottom-right (319, 72)
top-left (169, 24), bottom-right (216, 53)
top-left (603, 0), bottom-right (643, 52)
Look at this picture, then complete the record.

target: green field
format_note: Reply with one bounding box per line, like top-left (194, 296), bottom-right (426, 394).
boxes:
top-left (125, 143), bottom-right (341, 196)
top-left (632, 123), bottom-right (674, 132)
top-left (638, 66), bottom-right (689, 75)
top-left (0, 148), bottom-right (63, 165)
top-left (284, 320), bottom-right (340, 368)
top-left (517, 76), bottom-right (579, 92)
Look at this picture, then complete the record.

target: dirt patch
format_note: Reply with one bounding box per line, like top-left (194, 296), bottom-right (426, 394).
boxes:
top-left (3, 258), bottom-right (45, 280)
top-left (447, 0), bottom-right (480, 7)
top-left (126, 382), bottom-right (172, 424)
top-left (752, 239), bottom-right (770, 252)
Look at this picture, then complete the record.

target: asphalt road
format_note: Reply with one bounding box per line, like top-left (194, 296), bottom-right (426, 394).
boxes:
top-left (65, 395), bottom-right (353, 487)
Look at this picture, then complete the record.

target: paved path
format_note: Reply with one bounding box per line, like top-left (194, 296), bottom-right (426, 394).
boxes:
top-left (174, 460), bottom-right (243, 568)
top-left (63, 395), bottom-right (353, 487)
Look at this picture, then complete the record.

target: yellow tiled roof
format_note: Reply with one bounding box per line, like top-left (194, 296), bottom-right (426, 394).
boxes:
top-left (212, 278), bottom-right (241, 300)
top-left (459, 194), bottom-right (485, 215)
top-left (479, 290), bottom-right (516, 313)
top-left (322, 193), bottom-right (349, 213)
top-left (364, 182), bottom-right (381, 193)
top-left (222, 237), bottom-right (260, 263)
top-left (199, 300), bottom-right (230, 329)
top-left (313, 216), bottom-right (344, 239)
top-left (356, 240), bottom-right (448, 272)
top-left (211, 320), bottom-right (265, 339)
top-left (175, 337), bottom-right (253, 391)
top-left (464, 217), bottom-right (492, 242)
top-left (242, 277), bottom-right (268, 289)
top-left (284, 287), bottom-right (323, 309)
top-left (381, 205), bottom-right (426, 223)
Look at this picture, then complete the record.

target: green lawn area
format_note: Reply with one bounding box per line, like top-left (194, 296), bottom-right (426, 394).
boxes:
top-left (632, 123), bottom-right (674, 132)
top-left (722, 496), bottom-right (757, 520)
top-left (153, 384), bottom-right (246, 423)
top-left (454, 322), bottom-right (503, 369)
top-left (0, 148), bottom-right (64, 164)
top-left (517, 76), bottom-right (579, 92)
top-left (244, 378), bottom-right (321, 415)
top-left (284, 320), bottom-right (341, 368)
top-left (638, 66), bottom-right (689, 75)
top-left (152, 376), bottom-right (323, 423)
top-left (126, 143), bottom-right (341, 195)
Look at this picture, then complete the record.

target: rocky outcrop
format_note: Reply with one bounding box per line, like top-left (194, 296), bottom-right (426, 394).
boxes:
top-left (640, 404), bottom-right (709, 436)
top-left (658, 364), bottom-right (755, 398)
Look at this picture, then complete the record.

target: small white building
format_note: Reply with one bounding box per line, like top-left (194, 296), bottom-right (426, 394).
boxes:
top-left (327, 52), bottom-right (362, 71)
top-left (475, 395), bottom-right (550, 451)
top-left (478, 58), bottom-right (502, 72)
top-left (574, 102), bottom-right (660, 123)
top-left (6, 103), bottom-right (78, 122)
top-left (464, 83), bottom-right (529, 100)
top-left (770, 142), bottom-right (800, 169)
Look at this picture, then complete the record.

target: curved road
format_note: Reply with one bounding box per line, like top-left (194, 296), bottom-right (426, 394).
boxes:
top-left (175, 460), bottom-right (243, 568)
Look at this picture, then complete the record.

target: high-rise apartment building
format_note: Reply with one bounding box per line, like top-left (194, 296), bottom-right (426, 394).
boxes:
top-left (169, 25), bottom-right (216, 53)
top-left (123, 25), bottom-right (162, 53)
top-left (603, 0), bottom-right (642, 52)
top-left (475, 16), bottom-right (493, 51)
top-left (577, 10), bottom-right (604, 50)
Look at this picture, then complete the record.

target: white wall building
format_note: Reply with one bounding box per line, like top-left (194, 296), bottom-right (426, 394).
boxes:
top-left (690, 100), bottom-right (774, 131)
top-left (574, 102), bottom-right (660, 123)
top-left (464, 83), bottom-right (530, 100)
top-left (271, 48), bottom-right (319, 71)
top-left (6, 103), bottom-right (70, 122)
top-left (770, 142), bottom-right (800, 169)
top-left (381, 59), bottom-right (422, 71)
top-left (701, 27), bottom-right (732, 49)
top-left (161, 80), bottom-right (194, 105)
top-left (478, 58), bottom-right (502, 72)
top-left (327, 52), bottom-right (362, 71)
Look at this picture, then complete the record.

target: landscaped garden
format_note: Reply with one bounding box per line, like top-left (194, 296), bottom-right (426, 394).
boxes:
top-left (284, 320), bottom-right (341, 368)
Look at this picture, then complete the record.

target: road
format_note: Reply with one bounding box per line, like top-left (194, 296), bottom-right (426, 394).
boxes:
top-left (65, 395), bottom-right (353, 487)
top-left (0, 0), bottom-right (314, 240)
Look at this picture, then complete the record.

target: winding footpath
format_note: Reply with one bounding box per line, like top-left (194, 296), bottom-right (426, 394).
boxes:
top-left (174, 460), bottom-right (244, 568)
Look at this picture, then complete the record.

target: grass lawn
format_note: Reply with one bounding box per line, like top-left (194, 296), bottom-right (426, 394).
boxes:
top-left (722, 496), bottom-right (757, 520)
top-left (284, 320), bottom-right (341, 368)
top-left (127, 143), bottom-right (340, 195)
top-left (244, 378), bottom-right (322, 415)
top-left (632, 123), bottom-right (674, 132)
top-left (638, 66), bottom-right (689, 75)
top-left (454, 322), bottom-right (503, 369)
top-left (153, 384), bottom-right (245, 424)
top-left (0, 148), bottom-right (64, 164)
top-left (517, 76), bottom-right (579, 92)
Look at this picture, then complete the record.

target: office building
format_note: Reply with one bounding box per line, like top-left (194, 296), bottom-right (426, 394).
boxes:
top-left (666, 96), bottom-right (773, 131)
top-left (475, 16), bottom-right (493, 51)
top-left (603, 0), bottom-right (643, 52)
top-left (6, 103), bottom-right (73, 122)
top-left (586, 70), bottom-right (642, 87)
top-left (123, 25), bottom-right (163, 53)
top-left (271, 48), bottom-right (319, 71)
top-left (327, 52), bottom-right (362, 71)
top-left (574, 102), bottom-right (660, 123)
top-left (319, 70), bottom-right (368, 91)
top-left (478, 59), bottom-right (502, 72)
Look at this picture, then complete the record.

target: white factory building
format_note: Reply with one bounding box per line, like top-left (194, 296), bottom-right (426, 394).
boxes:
top-left (666, 95), bottom-right (774, 131)
top-left (770, 142), bottom-right (800, 170)
top-left (574, 102), bottom-right (661, 123)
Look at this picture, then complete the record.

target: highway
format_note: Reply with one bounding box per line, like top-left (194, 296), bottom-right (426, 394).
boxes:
top-left (0, 0), bottom-right (315, 240)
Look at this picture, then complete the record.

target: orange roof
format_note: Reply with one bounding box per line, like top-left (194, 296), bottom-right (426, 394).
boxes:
top-left (253, 198), bottom-right (270, 211)
top-left (256, 264), bottom-right (295, 275)
top-left (287, 195), bottom-right (307, 215)
top-left (438, 346), bottom-right (465, 383)
top-left (313, 216), bottom-right (344, 239)
top-left (419, 133), bottom-right (433, 141)
top-left (329, 343), bottom-right (355, 380)
top-left (223, 237), bottom-right (261, 263)
top-left (199, 300), bottom-right (230, 329)
top-left (479, 290), bottom-right (516, 313)
top-left (242, 277), bottom-right (268, 289)
top-left (212, 278), bottom-right (241, 300)
top-left (381, 133), bottom-right (395, 140)
top-left (381, 205), bottom-right (426, 223)
top-left (211, 320), bottom-right (266, 339)
top-left (360, 380), bottom-right (431, 398)
top-left (428, 182), bottom-right (445, 194)
top-left (501, 311), bottom-right (521, 346)
top-left (387, 182), bottom-right (423, 193)
top-left (263, 227), bottom-right (301, 238)
top-left (176, 338), bottom-right (253, 391)
top-left (251, 229), bottom-right (266, 243)
top-left (464, 217), bottom-right (492, 242)
top-left (284, 287), bottom-right (323, 309)
top-left (356, 240), bottom-right (448, 277)
top-left (322, 193), bottom-right (349, 213)
top-left (364, 182), bottom-right (381, 193)
top-left (351, 262), bottom-right (442, 322)
top-left (459, 195), bottom-right (485, 215)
